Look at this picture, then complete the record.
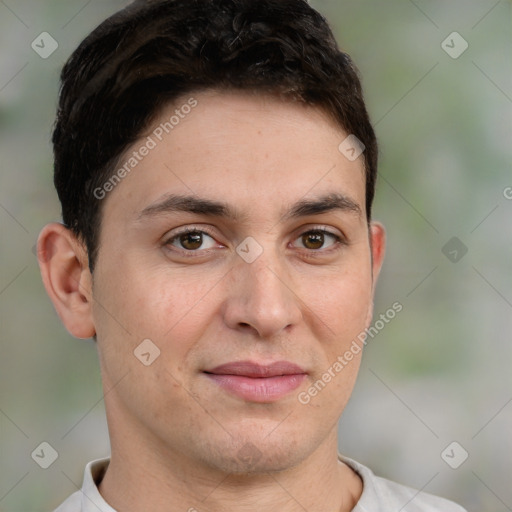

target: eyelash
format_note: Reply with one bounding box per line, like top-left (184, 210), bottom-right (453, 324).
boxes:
top-left (163, 226), bottom-right (346, 257)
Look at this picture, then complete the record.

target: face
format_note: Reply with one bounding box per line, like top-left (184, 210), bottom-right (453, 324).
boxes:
top-left (64, 90), bottom-right (384, 474)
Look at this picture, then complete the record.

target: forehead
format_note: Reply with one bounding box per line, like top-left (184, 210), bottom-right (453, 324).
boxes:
top-left (102, 90), bottom-right (367, 222)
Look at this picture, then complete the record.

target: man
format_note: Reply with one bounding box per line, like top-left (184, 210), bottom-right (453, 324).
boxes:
top-left (37, 0), bottom-right (467, 510)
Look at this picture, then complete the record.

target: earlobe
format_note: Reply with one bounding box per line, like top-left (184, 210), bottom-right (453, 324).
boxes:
top-left (37, 223), bottom-right (96, 339)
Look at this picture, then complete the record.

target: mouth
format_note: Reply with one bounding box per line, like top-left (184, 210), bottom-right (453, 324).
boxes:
top-left (203, 360), bottom-right (307, 403)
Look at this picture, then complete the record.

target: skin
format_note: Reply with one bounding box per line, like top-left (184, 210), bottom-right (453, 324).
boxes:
top-left (38, 90), bottom-right (385, 512)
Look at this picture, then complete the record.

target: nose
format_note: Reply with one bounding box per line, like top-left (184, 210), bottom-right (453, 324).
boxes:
top-left (222, 249), bottom-right (303, 339)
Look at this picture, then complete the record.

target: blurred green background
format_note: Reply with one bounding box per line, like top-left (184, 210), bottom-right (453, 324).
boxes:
top-left (0, 1), bottom-right (511, 510)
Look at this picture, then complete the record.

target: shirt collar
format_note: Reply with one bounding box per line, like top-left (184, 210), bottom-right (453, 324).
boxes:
top-left (80, 458), bottom-right (117, 512)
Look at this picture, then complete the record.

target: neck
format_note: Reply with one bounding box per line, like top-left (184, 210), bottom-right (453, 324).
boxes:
top-left (99, 425), bottom-right (362, 512)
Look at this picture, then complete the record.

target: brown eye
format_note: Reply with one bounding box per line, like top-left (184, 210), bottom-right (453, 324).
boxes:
top-left (179, 231), bottom-right (203, 250)
top-left (302, 231), bottom-right (325, 250)
top-left (167, 230), bottom-right (217, 251)
top-left (293, 229), bottom-right (342, 251)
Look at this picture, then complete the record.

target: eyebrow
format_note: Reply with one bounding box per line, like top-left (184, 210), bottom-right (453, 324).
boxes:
top-left (282, 193), bottom-right (362, 221)
top-left (137, 192), bottom-right (362, 222)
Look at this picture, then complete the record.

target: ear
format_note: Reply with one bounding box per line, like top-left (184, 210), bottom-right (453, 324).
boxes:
top-left (369, 221), bottom-right (386, 288)
top-left (37, 223), bottom-right (96, 339)
top-left (364, 221), bottom-right (386, 326)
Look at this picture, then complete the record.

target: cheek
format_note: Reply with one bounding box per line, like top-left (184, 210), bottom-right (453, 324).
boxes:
top-left (92, 262), bottom-right (221, 363)
top-left (92, 265), bottom-right (217, 407)
top-left (299, 273), bottom-right (369, 412)
top-left (309, 269), bottom-right (373, 345)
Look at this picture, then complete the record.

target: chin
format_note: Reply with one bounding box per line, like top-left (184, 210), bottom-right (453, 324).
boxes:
top-left (197, 432), bottom-right (308, 475)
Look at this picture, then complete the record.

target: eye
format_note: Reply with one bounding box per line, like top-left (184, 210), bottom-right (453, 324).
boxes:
top-left (292, 229), bottom-right (343, 251)
top-left (163, 226), bottom-right (344, 256)
top-left (166, 229), bottom-right (218, 251)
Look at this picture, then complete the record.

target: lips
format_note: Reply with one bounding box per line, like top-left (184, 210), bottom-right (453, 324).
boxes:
top-left (203, 360), bottom-right (307, 402)
top-left (206, 360), bottom-right (306, 378)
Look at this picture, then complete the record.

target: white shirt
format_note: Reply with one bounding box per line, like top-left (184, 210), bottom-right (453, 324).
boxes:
top-left (54, 456), bottom-right (467, 512)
